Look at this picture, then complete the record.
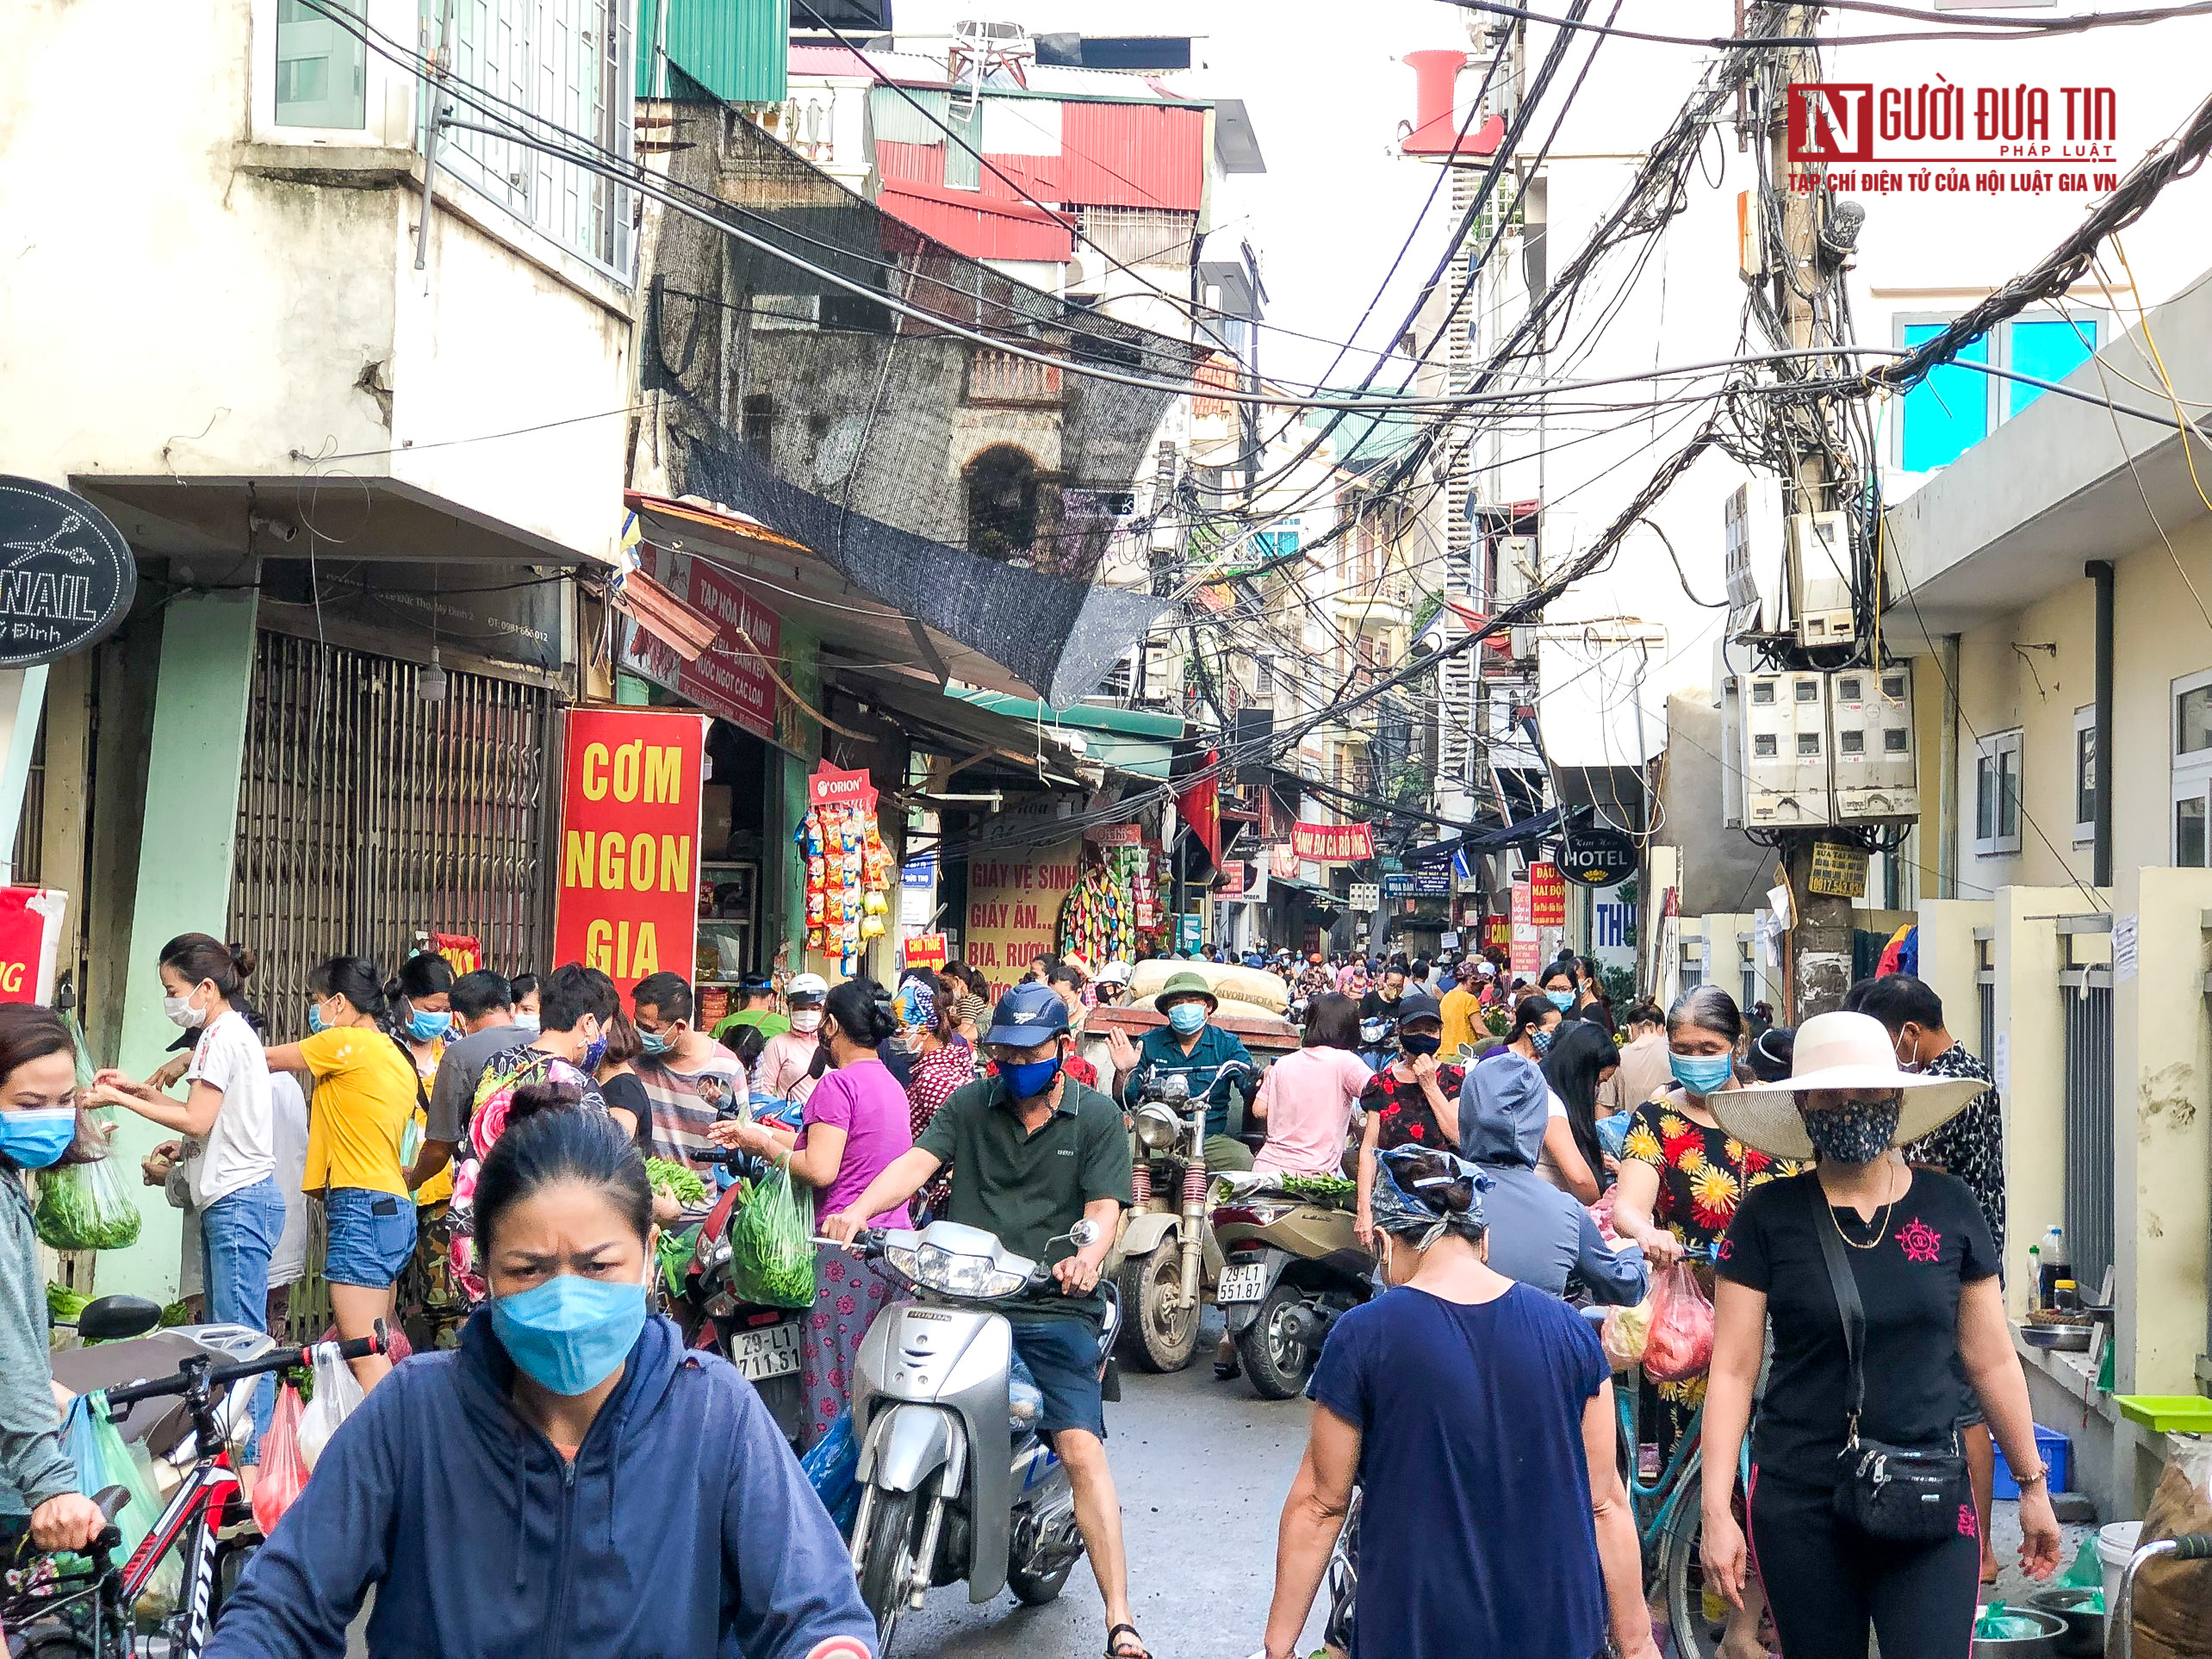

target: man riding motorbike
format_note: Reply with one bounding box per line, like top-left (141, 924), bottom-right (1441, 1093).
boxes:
top-left (1103, 971), bottom-right (1258, 1173)
top-left (822, 984), bottom-right (1149, 1659)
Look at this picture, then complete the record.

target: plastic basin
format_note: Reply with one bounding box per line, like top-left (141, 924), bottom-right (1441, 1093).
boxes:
top-left (2110, 1393), bottom-right (2212, 1432)
top-left (1971, 1606), bottom-right (2068, 1656)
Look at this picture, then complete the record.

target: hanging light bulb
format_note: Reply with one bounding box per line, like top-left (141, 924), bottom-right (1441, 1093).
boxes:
top-left (419, 648), bottom-right (448, 705)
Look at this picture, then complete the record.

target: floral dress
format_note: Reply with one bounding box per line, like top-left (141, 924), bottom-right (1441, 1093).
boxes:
top-left (1360, 1061), bottom-right (1468, 1151)
top-left (1622, 1093), bottom-right (1802, 1415)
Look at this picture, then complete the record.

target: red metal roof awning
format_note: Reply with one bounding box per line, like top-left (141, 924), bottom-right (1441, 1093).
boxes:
top-left (878, 182), bottom-right (1074, 264)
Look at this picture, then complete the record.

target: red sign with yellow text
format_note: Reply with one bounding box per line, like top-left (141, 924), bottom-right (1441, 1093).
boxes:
top-left (553, 709), bottom-right (705, 997)
top-left (0, 888), bottom-right (64, 1005)
top-left (903, 932), bottom-right (948, 970)
top-left (1529, 861), bottom-right (1568, 928)
top-left (1290, 820), bottom-right (1374, 863)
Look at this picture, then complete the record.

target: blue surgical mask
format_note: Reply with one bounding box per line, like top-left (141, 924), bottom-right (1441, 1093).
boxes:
top-left (1546, 990), bottom-right (1576, 1011)
top-left (490, 1271), bottom-right (649, 1397)
top-left (307, 1003), bottom-right (328, 1035)
top-left (1670, 1053), bottom-right (1735, 1097)
top-left (639, 1028), bottom-right (672, 1058)
top-left (407, 1010), bottom-right (451, 1043)
top-left (1166, 1003), bottom-right (1209, 1036)
top-left (1003, 1055), bottom-right (1061, 1100)
top-left (513, 1017), bottom-right (541, 1040)
top-left (0, 1107), bottom-right (78, 1170)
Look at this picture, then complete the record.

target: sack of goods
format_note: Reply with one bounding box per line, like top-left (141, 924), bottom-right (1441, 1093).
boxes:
top-left (2126, 1438), bottom-right (2212, 1659)
top-left (1126, 959), bottom-right (1289, 1016)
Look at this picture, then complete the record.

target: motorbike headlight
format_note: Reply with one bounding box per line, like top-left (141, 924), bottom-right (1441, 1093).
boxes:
top-left (883, 1243), bottom-right (922, 1283)
top-left (912, 1243), bottom-right (1028, 1299)
top-left (1134, 1103), bottom-right (1180, 1151)
top-left (694, 1230), bottom-right (731, 1273)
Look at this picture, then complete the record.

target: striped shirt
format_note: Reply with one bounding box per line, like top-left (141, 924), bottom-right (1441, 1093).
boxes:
top-left (633, 1056), bottom-right (744, 1164)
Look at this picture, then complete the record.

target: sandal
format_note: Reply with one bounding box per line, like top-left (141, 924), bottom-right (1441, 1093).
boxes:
top-left (1107, 1624), bottom-right (1152, 1659)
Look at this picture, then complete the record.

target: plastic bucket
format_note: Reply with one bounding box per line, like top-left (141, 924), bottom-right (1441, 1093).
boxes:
top-left (2097, 1520), bottom-right (2143, 1616)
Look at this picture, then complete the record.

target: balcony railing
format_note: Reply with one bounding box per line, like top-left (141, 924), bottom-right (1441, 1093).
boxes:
top-left (967, 349), bottom-right (1065, 406)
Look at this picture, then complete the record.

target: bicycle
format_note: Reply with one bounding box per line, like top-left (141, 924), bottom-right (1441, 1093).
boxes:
top-left (3, 1296), bottom-right (388, 1658)
top-left (1603, 1245), bottom-right (1748, 1659)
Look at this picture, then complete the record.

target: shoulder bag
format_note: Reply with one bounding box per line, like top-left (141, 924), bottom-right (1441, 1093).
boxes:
top-left (1807, 1175), bottom-right (1972, 1544)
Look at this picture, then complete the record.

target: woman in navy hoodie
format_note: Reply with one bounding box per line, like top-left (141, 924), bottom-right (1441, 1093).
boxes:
top-left (208, 1090), bottom-right (875, 1659)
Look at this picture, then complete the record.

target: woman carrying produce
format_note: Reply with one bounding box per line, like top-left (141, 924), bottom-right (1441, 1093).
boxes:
top-left (266, 956), bottom-right (421, 1391)
top-left (710, 977), bottom-right (913, 1445)
top-left (1700, 1013), bottom-right (2060, 1659)
top-left (90, 934), bottom-right (284, 1451)
top-left (0, 1005), bottom-right (110, 1556)
top-left (203, 1094), bottom-right (875, 1659)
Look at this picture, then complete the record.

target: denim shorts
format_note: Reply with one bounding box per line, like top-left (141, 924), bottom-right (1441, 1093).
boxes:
top-left (322, 1187), bottom-right (417, 1288)
top-left (1010, 1315), bottom-right (1108, 1440)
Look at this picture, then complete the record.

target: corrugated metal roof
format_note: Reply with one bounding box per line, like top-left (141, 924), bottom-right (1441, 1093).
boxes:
top-left (867, 84), bottom-right (950, 144)
top-left (788, 42), bottom-right (948, 83)
top-left (1059, 101), bottom-right (1204, 211)
top-left (638, 0), bottom-right (788, 106)
top-left (877, 183), bottom-right (1074, 263)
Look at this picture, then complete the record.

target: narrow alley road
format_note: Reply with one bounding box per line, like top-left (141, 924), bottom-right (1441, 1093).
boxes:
top-left (891, 1325), bottom-right (1324, 1659)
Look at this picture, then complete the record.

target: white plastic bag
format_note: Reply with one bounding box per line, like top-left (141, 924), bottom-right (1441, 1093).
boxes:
top-left (297, 1341), bottom-right (365, 1473)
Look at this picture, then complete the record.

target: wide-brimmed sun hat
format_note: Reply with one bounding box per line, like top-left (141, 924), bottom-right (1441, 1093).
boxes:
top-left (1709, 1010), bottom-right (1988, 1160)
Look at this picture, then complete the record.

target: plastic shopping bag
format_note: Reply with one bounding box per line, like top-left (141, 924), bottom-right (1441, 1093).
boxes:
top-left (726, 1159), bottom-right (816, 1310)
top-left (60, 1394), bottom-right (164, 1566)
top-left (799, 1407), bottom-right (861, 1534)
top-left (252, 1383), bottom-right (309, 1536)
top-left (1600, 1296), bottom-right (1655, 1372)
top-left (33, 1153), bottom-right (142, 1252)
top-left (297, 1343), bottom-right (365, 1474)
top-left (1640, 1261), bottom-right (1715, 1383)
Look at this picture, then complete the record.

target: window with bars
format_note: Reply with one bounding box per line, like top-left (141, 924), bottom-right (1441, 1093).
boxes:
top-left (433, 0), bottom-right (636, 276)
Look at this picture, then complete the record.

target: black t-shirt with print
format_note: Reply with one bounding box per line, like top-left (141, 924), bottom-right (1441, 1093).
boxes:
top-left (1718, 1168), bottom-right (1998, 1485)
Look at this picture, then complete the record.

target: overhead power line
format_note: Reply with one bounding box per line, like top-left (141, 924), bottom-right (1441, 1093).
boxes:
top-left (1444, 0), bottom-right (2212, 48)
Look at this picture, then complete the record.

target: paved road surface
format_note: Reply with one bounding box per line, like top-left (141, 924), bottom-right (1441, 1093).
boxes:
top-left (891, 1328), bottom-right (1322, 1659)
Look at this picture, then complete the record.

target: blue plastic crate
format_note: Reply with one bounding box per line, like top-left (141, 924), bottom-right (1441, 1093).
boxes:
top-left (1993, 1423), bottom-right (2071, 1498)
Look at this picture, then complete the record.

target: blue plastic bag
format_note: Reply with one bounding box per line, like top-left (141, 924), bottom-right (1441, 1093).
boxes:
top-left (1596, 1112), bottom-right (1632, 1161)
top-left (800, 1406), bottom-right (860, 1534)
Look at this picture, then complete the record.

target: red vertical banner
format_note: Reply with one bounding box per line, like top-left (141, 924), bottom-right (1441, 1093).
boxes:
top-left (552, 709), bottom-right (707, 998)
top-left (1529, 861), bottom-right (1568, 927)
top-left (0, 889), bottom-right (64, 1004)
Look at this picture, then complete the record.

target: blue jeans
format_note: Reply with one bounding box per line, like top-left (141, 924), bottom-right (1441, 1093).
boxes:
top-left (200, 1177), bottom-right (284, 1460)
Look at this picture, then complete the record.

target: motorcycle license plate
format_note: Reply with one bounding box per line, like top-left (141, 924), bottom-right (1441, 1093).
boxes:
top-left (1218, 1264), bottom-right (1268, 1303)
top-left (733, 1321), bottom-right (802, 1381)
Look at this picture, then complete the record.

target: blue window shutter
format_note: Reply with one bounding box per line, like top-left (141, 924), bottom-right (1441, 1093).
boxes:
top-left (1901, 324), bottom-right (1990, 472)
top-left (2008, 318), bottom-right (2097, 415)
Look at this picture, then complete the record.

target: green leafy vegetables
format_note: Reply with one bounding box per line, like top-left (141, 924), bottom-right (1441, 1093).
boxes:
top-left (33, 1158), bottom-right (142, 1252)
top-left (644, 1158), bottom-right (709, 1208)
top-left (724, 1162), bottom-right (815, 1308)
top-left (1278, 1173), bottom-right (1357, 1209)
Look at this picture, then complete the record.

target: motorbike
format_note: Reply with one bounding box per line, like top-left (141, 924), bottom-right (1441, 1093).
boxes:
top-left (1108, 1057), bottom-right (1251, 1374)
top-left (1356, 1016), bottom-right (1397, 1072)
top-left (1211, 1171), bottom-right (1375, 1399)
top-left (842, 1218), bottom-right (1117, 1651)
top-left (668, 1143), bottom-right (809, 1449)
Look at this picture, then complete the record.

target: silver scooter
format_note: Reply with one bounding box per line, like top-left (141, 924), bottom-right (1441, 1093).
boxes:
top-left (841, 1218), bottom-right (1116, 1652)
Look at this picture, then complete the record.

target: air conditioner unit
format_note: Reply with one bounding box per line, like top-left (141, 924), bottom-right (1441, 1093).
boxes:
top-left (1786, 510), bottom-right (1856, 649)
top-left (1737, 670), bottom-right (1834, 827)
top-left (1830, 663), bottom-right (1919, 821)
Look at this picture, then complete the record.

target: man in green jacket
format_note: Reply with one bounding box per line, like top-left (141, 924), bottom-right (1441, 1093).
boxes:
top-left (1103, 970), bottom-right (1258, 1171)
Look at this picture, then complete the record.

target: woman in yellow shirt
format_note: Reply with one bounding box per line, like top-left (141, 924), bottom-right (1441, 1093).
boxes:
top-left (265, 956), bottom-right (420, 1390)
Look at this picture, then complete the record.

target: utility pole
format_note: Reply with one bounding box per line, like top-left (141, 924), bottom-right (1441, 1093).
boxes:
top-left (1761, 4), bottom-right (1855, 1019)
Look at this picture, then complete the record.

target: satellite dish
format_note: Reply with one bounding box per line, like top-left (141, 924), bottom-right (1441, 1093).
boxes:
top-left (816, 415), bottom-right (868, 487)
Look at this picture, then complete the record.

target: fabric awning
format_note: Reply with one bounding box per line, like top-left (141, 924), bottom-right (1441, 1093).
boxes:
top-left (825, 660), bottom-right (1090, 787)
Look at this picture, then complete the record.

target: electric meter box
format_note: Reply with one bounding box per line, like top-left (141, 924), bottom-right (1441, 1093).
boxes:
top-left (1830, 662), bottom-right (1919, 821)
top-left (1787, 511), bottom-right (1857, 649)
top-left (1719, 675), bottom-right (1745, 830)
top-left (1738, 670), bottom-right (1834, 826)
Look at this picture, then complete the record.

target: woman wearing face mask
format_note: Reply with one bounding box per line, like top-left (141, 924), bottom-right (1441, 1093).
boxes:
top-left (0, 1006), bottom-right (118, 1557)
top-left (752, 973), bottom-right (827, 1105)
top-left (1538, 965), bottom-right (1581, 1021)
top-left (1351, 992), bottom-right (1461, 1250)
top-left (392, 954), bottom-right (457, 1206)
top-left (1478, 992), bottom-right (1562, 1062)
top-left (264, 956), bottom-right (422, 1391)
top-left (1699, 1013), bottom-right (2060, 1659)
top-left (1262, 1146), bottom-right (1658, 1659)
top-left (90, 934), bottom-right (283, 1451)
top-left (711, 978), bottom-right (913, 1446)
top-left (203, 1090), bottom-right (876, 1659)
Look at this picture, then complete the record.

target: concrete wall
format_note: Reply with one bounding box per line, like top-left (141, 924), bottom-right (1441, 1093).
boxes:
top-left (1654, 692), bottom-right (1775, 916)
top-left (1, 0), bottom-right (631, 562)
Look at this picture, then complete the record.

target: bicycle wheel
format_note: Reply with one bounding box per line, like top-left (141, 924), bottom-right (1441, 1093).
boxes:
top-left (1660, 1463), bottom-right (1726, 1659)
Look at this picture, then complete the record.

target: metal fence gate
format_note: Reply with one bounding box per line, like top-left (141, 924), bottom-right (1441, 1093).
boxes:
top-left (2058, 916), bottom-right (2116, 1296)
top-left (1974, 927), bottom-right (1996, 1070)
top-left (228, 631), bottom-right (558, 1038)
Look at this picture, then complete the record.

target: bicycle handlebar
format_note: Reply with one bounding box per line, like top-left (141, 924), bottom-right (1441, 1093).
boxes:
top-left (103, 1323), bottom-right (388, 1409)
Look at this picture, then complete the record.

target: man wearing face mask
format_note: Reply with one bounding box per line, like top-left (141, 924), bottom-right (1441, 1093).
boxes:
top-left (464, 968), bottom-right (612, 1149)
top-left (628, 972), bottom-right (745, 1166)
top-left (410, 970), bottom-right (519, 1196)
top-left (1358, 965), bottom-right (1408, 1024)
top-left (821, 983), bottom-right (1147, 1659)
top-left (1103, 971), bottom-right (1259, 1173)
top-left (752, 973), bottom-right (828, 1105)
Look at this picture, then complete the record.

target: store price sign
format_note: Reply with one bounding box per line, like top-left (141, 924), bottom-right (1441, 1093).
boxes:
top-left (1529, 862), bottom-right (1568, 927)
top-left (554, 708), bottom-right (706, 997)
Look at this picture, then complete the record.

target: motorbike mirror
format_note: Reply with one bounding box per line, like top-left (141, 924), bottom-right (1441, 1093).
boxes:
top-left (76, 1295), bottom-right (164, 1345)
top-left (1068, 1218), bottom-right (1103, 1249)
